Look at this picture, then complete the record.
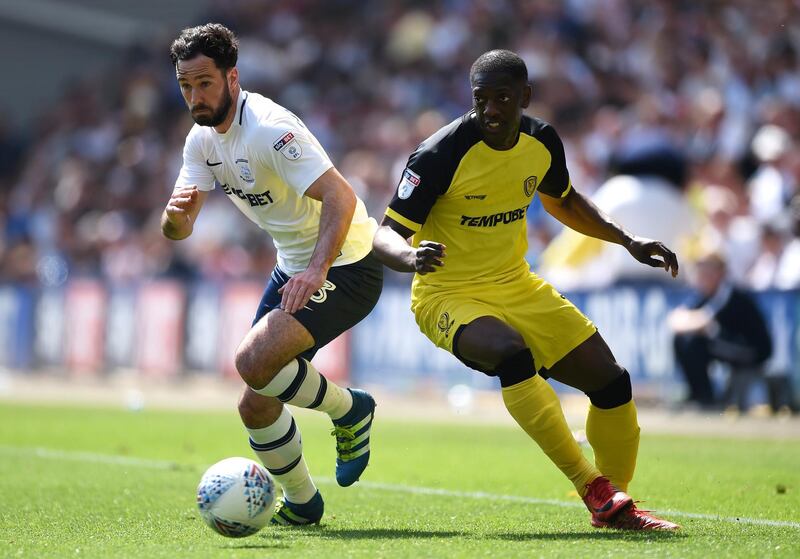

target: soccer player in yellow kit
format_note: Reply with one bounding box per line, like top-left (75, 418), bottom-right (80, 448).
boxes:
top-left (373, 49), bottom-right (679, 530)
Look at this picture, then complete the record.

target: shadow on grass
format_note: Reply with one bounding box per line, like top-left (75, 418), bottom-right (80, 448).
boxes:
top-left (222, 537), bottom-right (291, 550)
top-left (225, 544), bottom-right (292, 550)
top-left (495, 530), bottom-right (687, 542)
top-left (314, 528), bottom-right (468, 540)
top-left (218, 531), bottom-right (292, 550)
top-left (219, 528), bottom-right (685, 547)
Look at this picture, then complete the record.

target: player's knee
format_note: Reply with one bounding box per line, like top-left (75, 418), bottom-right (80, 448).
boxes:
top-left (494, 338), bottom-right (528, 361)
top-left (235, 342), bottom-right (273, 388)
top-left (237, 390), bottom-right (281, 427)
top-left (586, 369), bottom-right (632, 409)
top-left (494, 347), bottom-right (537, 388)
top-left (234, 343), bottom-right (256, 384)
top-left (237, 390), bottom-right (260, 424)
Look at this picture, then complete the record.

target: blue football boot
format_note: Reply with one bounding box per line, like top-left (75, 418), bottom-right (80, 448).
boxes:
top-left (271, 490), bottom-right (324, 526)
top-left (331, 389), bottom-right (376, 487)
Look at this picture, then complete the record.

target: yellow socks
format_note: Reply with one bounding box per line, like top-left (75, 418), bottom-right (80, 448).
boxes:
top-left (502, 375), bottom-right (600, 495)
top-left (585, 399), bottom-right (640, 492)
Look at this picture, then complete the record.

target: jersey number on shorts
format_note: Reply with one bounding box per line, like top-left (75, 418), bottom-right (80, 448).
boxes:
top-left (309, 281), bottom-right (337, 304)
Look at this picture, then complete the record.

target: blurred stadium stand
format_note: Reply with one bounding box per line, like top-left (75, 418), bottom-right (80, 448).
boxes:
top-left (0, 0), bottom-right (798, 411)
top-left (0, 0), bottom-right (211, 126)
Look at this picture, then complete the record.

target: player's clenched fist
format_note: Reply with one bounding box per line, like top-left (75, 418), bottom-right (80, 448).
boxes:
top-left (165, 186), bottom-right (200, 226)
top-left (414, 241), bottom-right (446, 275)
top-left (161, 185), bottom-right (207, 240)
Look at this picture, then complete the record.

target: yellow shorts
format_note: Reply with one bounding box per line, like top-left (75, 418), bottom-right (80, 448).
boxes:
top-left (413, 272), bottom-right (596, 371)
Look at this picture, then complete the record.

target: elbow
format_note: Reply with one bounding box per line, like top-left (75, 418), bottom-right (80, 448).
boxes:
top-left (344, 186), bottom-right (357, 215)
top-left (328, 182), bottom-right (357, 217)
top-left (371, 226), bottom-right (397, 265)
top-left (160, 219), bottom-right (190, 241)
top-left (162, 229), bottom-right (188, 241)
top-left (340, 191), bottom-right (357, 227)
top-left (371, 225), bottom-right (388, 252)
top-left (372, 225), bottom-right (391, 252)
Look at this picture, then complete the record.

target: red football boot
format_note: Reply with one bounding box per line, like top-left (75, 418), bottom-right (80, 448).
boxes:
top-left (592, 503), bottom-right (680, 530)
top-left (582, 476), bottom-right (633, 522)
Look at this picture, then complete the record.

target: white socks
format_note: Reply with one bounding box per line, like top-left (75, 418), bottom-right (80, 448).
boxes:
top-left (246, 407), bottom-right (317, 504)
top-left (252, 358), bottom-right (353, 420)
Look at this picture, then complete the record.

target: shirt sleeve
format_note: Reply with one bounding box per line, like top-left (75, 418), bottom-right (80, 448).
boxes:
top-left (385, 147), bottom-right (447, 232)
top-left (258, 124), bottom-right (334, 196)
top-left (535, 123), bottom-right (572, 198)
top-left (175, 128), bottom-right (216, 191)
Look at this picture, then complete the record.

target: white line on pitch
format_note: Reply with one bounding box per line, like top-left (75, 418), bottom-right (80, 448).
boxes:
top-left (2, 445), bottom-right (798, 530)
top-left (0, 445), bottom-right (183, 470)
top-left (316, 477), bottom-right (800, 530)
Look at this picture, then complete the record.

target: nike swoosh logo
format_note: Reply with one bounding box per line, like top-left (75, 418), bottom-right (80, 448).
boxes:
top-left (206, 159), bottom-right (223, 167)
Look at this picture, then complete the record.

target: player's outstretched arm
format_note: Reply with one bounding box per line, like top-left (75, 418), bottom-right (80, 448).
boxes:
top-left (372, 216), bottom-right (445, 275)
top-left (161, 185), bottom-right (209, 240)
top-left (540, 188), bottom-right (679, 278)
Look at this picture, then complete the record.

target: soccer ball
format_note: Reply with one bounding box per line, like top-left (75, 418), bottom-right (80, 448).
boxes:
top-left (196, 457), bottom-right (277, 537)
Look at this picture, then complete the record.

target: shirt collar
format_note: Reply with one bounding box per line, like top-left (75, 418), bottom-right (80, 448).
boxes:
top-left (235, 89), bottom-right (248, 127)
top-left (214, 89), bottom-right (247, 138)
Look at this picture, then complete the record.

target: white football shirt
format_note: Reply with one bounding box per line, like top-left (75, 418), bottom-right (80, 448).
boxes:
top-left (175, 89), bottom-right (376, 274)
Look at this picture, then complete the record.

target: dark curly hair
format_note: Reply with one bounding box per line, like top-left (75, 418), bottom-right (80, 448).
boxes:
top-left (470, 49), bottom-right (528, 84)
top-left (169, 23), bottom-right (238, 70)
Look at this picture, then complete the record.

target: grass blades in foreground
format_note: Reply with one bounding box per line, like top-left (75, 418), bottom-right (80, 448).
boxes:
top-left (0, 403), bottom-right (798, 558)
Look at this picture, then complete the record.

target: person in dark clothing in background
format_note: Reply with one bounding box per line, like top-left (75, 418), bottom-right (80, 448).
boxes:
top-left (669, 249), bottom-right (772, 410)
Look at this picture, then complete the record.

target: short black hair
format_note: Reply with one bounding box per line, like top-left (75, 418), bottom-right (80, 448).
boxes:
top-left (169, 23), bottom-right (238, 69)
top-left (470, 50), bottom-right (528, 83)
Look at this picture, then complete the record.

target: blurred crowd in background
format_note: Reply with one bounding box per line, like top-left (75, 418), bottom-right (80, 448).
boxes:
top-left (1, 0), bottom-right (799, 291)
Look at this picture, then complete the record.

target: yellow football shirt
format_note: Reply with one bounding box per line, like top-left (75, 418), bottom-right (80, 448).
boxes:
top-left (385, 111), bottom-right (572, 305)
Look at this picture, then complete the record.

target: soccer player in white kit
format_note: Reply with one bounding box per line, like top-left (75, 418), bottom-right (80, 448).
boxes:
top-left (161, 23), bottom-right (383, 526)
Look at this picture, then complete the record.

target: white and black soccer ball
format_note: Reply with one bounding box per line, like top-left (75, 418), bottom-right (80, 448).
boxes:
top-left (196, 457), bottom-right (277, 537)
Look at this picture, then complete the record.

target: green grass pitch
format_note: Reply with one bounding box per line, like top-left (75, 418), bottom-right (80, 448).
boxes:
top-left (1, 402), bottom-right (798, 558)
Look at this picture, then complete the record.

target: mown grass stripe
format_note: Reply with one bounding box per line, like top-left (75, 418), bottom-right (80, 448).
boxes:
top-left (2, 445), bottom-right (797, 530)
top-left (336, 477), bottom-right (800, 530)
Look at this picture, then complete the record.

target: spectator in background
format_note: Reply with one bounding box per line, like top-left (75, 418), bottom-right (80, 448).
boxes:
top-left (748, 124), bottom-right (795, 224)
top-left (698, 185), bottom-right (761, 285)
top-left (774, 195), bottom-right (800, 290)
top-left (539, 141), bottom-right (696, 290)
top-left (3, 0), bottom-right (800, 290)
top-left (669, 249), bottom-right (772, 410)
top-left (748, 223), bottom-right (787, 291)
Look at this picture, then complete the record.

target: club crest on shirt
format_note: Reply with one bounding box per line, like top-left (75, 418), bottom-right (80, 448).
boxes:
top-left (398, 168), bottom-right (421, 200)
top-left (437, 311), bottom-right (455, 338)
top-left (236, 158), bottom-right (255, 183)
top-left (523, 175), bottom-right (538, 197)
top-left (273, 131), bottom-right (302, 160)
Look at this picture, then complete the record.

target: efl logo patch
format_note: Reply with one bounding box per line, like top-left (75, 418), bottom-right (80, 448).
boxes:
top-left (273, 132), bottom-right (294, 151)
top-left (273, 131), bottom-right (302, 160)
top-left (398, 168), bottom-right (421, 199)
